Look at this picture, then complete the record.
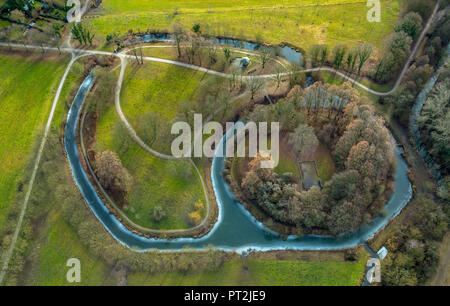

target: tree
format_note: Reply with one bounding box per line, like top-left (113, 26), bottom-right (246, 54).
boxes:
top-left (223, 48), bottom-right (231, 62)
top-left (375, 32), bottom-right (412, 82)
top-left (345, 48), bottom-right (357, 73)
top-left (332, 44), bottom-right (347, 71)
top-left (319, 45), bottom-right (328, 67)
top-left (135, 112), bottom-right (169, 149)
top-left (418, 78), bottom-right (450, 173)
top-left (151, 205), bottom-right (166, 222)
top-left (374, 53), bottom-right (395, 82)
top-left (405, 0), bottom-right (434, 20)
top-left (192, 23), bottom-right (201, 34)
top-left (346, 141), bottom-right (375, 180)
top-left (288, 65), bottom-right (306, 89)
top-left (395, 12), bottom-right (423, 40)
top-left (247, 76), bottom-right (264, 100)
top-left (95, 150), bottom-right (132, 205)
top-left (273, 65), bottom-right (284, 91)
top-left (309, 44), bottom-right (328, 68)
top-left (206, 41), bottom-right (218, 66)
top-left (356, 43), bottom-right (373, 75)
top-left (309, 44), bottom-right (322, 67)
top-left (382, 255), bottom-right (418, 286)
top-left (53, 24), bottom-right (62, 38)
top-left (289, 124), bottom-right (318, 156)
top-left (71, 23), bottom-right (94, 46)
top-left (5, 0), bottom-right (33, 17)
top-left (299, 186), bottom-right (326, 228)
top-left (328, 201), bottom-right (361, 235)
top-left (260, 46), bottom-right (272, 69)
top-left (387, 31), bottom-right (412, 67)
top-left (171, 22), bottom-right (185, 58)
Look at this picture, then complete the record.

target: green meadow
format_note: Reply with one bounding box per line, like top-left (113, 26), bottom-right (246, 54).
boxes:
top-left (120, 61), bottom-right (204, 121)
top-left (0, 57), bottom-right (113, 285)
top-left (23, 210), bottom-right (113, 286)
top-left (95, 63), bottom-right (206, 230)
top-left (0, 53), bottom-right (69, 233)
top-left (128, 258), bottom-right (366, 286)
top-left (88, 0), bottom-right (400, 52)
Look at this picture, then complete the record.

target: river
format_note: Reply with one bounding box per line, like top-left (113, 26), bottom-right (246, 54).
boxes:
top-left (64, 71), bottom-right (412, 252)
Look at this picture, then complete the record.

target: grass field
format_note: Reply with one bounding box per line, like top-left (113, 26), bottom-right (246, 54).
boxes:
top-left (128, 258), bottom-right (365, 286)
top-left (312, 143), bottom-right (335, 182)
top-left (120, 61), bottom-right (204, 121)
top-left (0, 53), bottom-right (69, 234)
top-left (87, 0), bottom-right (400, 52)
top-left (273, 138), bottom-right (302, 179)
top-left (24, 210), bottom-right (113, 286)
top-left (95, 64), bottom-right (206, 230)
top-left (1, 56), bottom-right (114, 285)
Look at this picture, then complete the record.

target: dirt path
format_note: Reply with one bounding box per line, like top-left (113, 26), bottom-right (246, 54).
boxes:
top-left (430, 233), bottom-right (450, 286)
top-left (111, 55), bottom-right (212, 234)
top-left (0, 56), bottom-right (78, 284)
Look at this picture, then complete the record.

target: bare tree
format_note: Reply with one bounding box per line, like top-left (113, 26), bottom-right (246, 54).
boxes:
top-left (356, 43), bottom-right (373, 75)
top-left (289, 124), bottom-right (318, 156)
top-left (319, 45), bottom-right (328, 67)
top-left (332, 44), bottom-right (347, 71)
top-left (260, 46), bottom-right (273, 69)
top-left (248, 76), bottom-right (264, 100)
top-left (171, 22), bottom-right (186, 58)
top-left (273, 65), bottom-right (284, 92)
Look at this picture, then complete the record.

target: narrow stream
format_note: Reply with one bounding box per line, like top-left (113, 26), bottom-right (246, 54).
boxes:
top-left (409, 43), bottom-right (450, 184)
top-left (130, 33), bottom-right (304, 65)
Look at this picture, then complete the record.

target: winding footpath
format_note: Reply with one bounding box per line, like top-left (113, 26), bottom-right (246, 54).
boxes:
top-left (0, 0), bottom-right (441, 284)
top-left (90, 54), bottom-right (212, 234)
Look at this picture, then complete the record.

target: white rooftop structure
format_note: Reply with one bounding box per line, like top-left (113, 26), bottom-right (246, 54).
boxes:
top-left (240, 57), bottom-right (250, 67)
top-left (377, 246), bottom-right (388, 260)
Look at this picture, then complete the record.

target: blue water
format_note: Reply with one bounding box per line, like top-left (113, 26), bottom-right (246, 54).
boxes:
top-left (134, 33), bottom-right (304, 66)
top-left (65, 76), bottom-right (412, 252)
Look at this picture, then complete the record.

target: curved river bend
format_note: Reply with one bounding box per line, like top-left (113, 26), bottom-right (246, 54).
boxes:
top-left (65, 72), bottom-right (412, 252)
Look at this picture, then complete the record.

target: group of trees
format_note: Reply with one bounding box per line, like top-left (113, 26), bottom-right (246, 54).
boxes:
top-left (418, 73), bottom-right (450, 176)
top-left (170, 22), bottom-right (231, 72)
top-left (381, 196), bottom-right (447, 285)
top-left (247, 81), bottom-right (357, 137)
top-left (388, 54), bottom-right (434, 125)
top-left (373, 23), bottom-right (416, 82)
top-left (2, 0), bottom-right (35, 18)
top-left (425, 9), bottom-right (450, 65)
top-left (1, 0), bottom-right (67, 24)
top-left (240, 84), bottom-right (395, 235)
top-left (289, 124), bottom-right (318, 157)
top-left (384, 8), bottom-right (450, 127)
top-left (373, 0), bottom-right (441, 83)
top-left (309, 43), bottom-right (373, 76)
top-left (95, 150), bottom-right (132, 207)
top-left (71, 23), bottom-right (95, 46)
